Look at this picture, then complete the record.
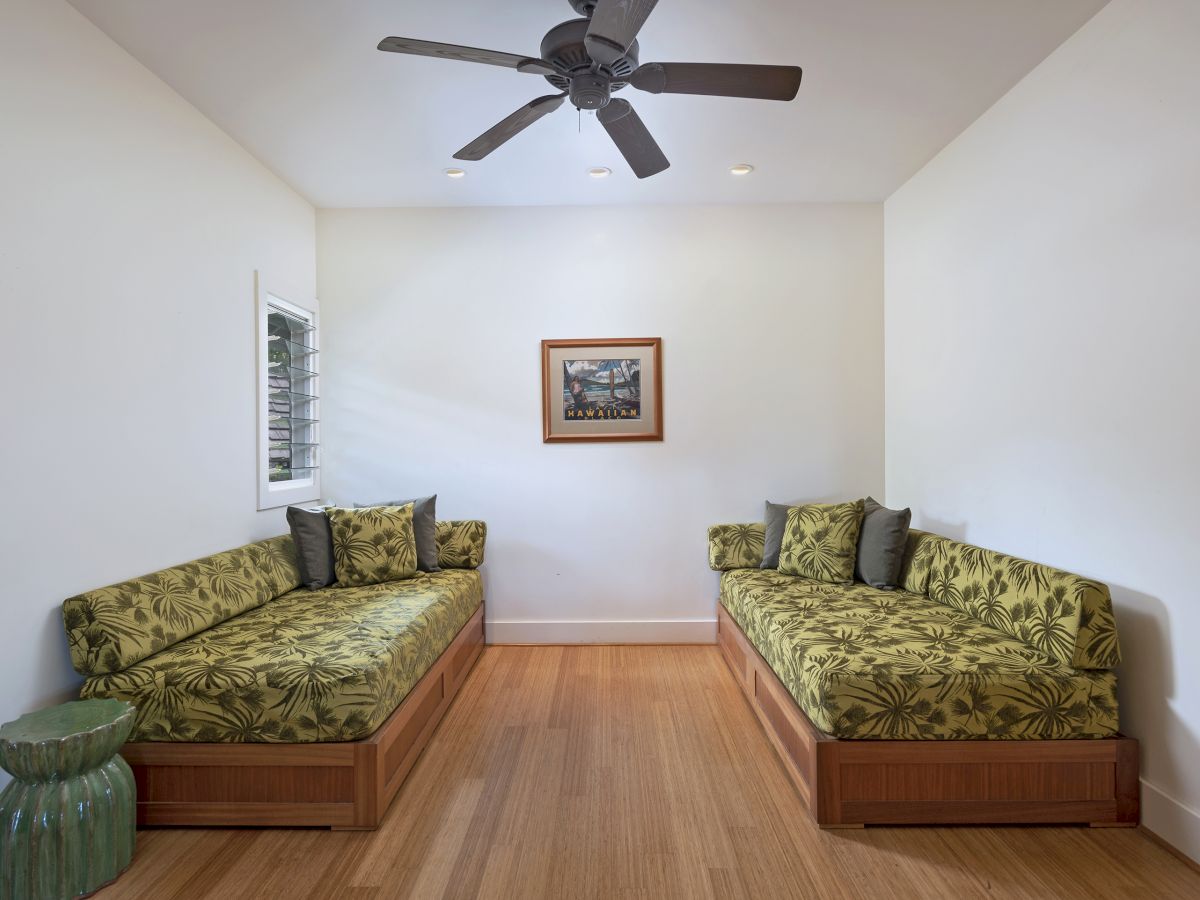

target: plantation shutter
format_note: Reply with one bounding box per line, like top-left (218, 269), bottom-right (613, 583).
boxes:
top-left (265, 303), bottom-right (318, 485)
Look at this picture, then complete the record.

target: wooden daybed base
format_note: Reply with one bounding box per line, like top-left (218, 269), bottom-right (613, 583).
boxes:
top-left (717, 605), bottom-right (1139, 828)
top-left (119, 604), bottom-right (485, 830)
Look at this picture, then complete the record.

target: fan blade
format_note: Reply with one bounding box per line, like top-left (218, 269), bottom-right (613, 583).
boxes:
top-left (597, 99), bottom-right (669, 179)
top-left (585, 0), bottom-right (659, 67)
top-left (629, 63), bottom-right (803, 101)
top-left (454, 94), bottom-right (567, 162)
top-left (377, 37), bottom-right (557, 77)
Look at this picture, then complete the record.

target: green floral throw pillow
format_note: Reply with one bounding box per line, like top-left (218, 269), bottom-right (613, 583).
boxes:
top-left (327, 504), bottom-right (418, 587)
top-left (778, 500), bottom-right (865, 584)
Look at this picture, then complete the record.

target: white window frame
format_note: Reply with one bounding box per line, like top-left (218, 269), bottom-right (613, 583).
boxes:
top-left (256, 272), bottom-right (321, 510)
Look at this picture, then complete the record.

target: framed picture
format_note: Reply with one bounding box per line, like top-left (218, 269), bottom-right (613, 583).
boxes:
top-left (541, 337), bottom-right (663, 443)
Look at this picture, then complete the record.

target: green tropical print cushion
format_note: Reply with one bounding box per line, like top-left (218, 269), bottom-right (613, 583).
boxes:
top-left (721, 570), bottom-right (1118, 740)
top-left (435, 520), bottom-right (487, 569)
top-left (898, 529), bottom-right (946, 595)
top-left (80, 570), bottom-right (482, 742)
top-left (327, 505), bottom-right (418, 587)
top-left (708, 523), bottom-right (765, 571)
top-left (926, 539), bottom-right (1120, 669)
top-left (63, 535), bottom-right (301, 677)
top-left (777, 500), bottom-right (865, 584)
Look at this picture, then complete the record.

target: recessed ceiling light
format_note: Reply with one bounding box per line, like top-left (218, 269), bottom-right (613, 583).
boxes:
top-left (730, 164), bottom-right (755, 176)
top-left (588, 167), bottom-right (612, 179)
top-left (444, 168), bottom-right (466, 179)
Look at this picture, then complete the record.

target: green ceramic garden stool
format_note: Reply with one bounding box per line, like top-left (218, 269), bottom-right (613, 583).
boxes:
top-left (0, 699), bottom-right (136, 899)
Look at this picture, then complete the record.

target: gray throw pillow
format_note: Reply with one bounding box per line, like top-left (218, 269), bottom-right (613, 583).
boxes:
top-left (286, 506), bottom-right (336, 590)
top-left (760, 501), bottom-right (791, 569)
top-left (854, 496), bottom-right (912, 589)
top-left (355, 495), bottom-right (439, 572)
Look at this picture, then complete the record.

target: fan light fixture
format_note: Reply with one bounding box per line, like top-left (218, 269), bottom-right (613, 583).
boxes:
top-left (444, 168), bottom-right (467, 178)
top-left (730, 164), bottom-right (755, 176)
top-left (378, 1), bottom-right (803, 179)
top-left (588, 167), bottom-right (612, 178)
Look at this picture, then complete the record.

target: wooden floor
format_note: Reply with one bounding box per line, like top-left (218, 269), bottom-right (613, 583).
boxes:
top-left (99, 646), bottom-right (1200, 900)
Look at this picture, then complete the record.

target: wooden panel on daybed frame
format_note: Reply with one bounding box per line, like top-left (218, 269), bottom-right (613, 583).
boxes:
top-left (717, 605), bottom-right (1139, 828)
top-left (120, 604), bottom-right (485, 830)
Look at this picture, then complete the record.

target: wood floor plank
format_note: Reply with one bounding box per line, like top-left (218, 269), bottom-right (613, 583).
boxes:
top-left (97, 646), bottom-right (1200, 900)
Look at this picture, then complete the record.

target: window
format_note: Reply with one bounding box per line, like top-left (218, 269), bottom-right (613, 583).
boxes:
top-left (257, 274), bottom-right (320, 509)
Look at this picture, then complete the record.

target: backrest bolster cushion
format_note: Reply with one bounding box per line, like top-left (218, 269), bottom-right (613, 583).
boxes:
top-left (435, 520), bottom-right (488, 569)
top-left (707, 523), bottom-right (766, 571)
top-left (62, 535), bottom-right (301, 676)
top-left (897, 529), bottom-right (946, 595)
top-left (925, 538), bottom-right (1120, 668)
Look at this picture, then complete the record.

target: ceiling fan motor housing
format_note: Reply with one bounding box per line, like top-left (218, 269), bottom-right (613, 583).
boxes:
top-left (540, 18), bottom-right (638, 109)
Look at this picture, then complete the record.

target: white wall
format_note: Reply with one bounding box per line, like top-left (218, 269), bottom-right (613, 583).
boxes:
top-left (885, 0), bottom-right (1200, 861)
top-left (0, 0), bottom-right (316, 773)
top-left (318, 204), bottom-right (883, 643)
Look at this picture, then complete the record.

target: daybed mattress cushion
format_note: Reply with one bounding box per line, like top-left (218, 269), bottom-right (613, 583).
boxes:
top-left (80, 569), bottom-right (482, 743)
top-left (721, 569), bottom-right (1118, 740)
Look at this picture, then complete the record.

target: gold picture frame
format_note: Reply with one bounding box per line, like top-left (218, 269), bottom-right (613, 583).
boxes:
top-left (541, 338), bottom-right (664, 443)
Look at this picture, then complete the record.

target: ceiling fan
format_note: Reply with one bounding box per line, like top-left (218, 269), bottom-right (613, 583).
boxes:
top-left (378, 0), bottom-right (803, 179)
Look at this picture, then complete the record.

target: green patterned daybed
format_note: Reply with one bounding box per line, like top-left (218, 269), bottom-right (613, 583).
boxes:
top-left (708, 523), bottom-right (1139, 827)
top-left (60, 520), bottom-right (488, 829)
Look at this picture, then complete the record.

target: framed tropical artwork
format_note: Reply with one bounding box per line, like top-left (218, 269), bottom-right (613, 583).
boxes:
top-left (541, 338), bottom-right (663, 443)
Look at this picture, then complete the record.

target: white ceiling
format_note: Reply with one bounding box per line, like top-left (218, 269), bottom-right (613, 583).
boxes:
top-left (68, 0), bottom-right (1107, 208)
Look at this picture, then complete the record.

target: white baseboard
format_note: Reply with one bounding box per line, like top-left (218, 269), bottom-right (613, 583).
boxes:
top-left (1142, 778), bottom-right (1200, 866)
top-left (486, 618), bottom-right (717, 645)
